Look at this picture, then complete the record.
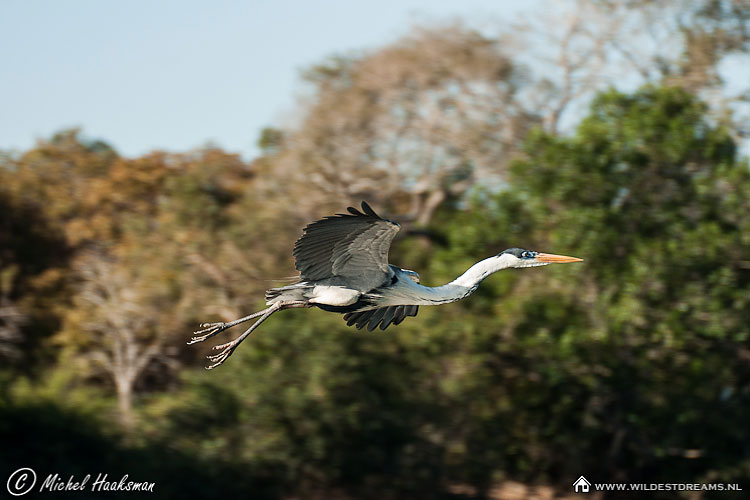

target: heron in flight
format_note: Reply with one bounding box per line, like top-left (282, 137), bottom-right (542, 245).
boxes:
top-left (190, 202), bottom-right (582, 369)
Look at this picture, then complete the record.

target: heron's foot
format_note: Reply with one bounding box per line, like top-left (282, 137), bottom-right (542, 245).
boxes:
top-left (187, 322), bottom-right (227, 345)
top-left (205, 340), bottom-right (238, 370)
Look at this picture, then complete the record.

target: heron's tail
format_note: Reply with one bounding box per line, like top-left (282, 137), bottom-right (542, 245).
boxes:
top-left (265, 282), bottom-right (311, 304)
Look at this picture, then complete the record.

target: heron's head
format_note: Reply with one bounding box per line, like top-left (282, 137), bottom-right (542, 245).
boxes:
top-left (499, 248), bottom-right (583, 268)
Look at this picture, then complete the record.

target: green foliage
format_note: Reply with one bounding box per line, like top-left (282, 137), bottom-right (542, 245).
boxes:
top-left (2, 85), bottom-right (749, 498)
top-left (478, 84), bottom-right (750, 488)
top-left (0, 399), bottom-right (279, 499)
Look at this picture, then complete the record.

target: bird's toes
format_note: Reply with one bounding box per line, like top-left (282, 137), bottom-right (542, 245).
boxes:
top-left (205, 354), bottom-right (226, 370)
top-left (205, 358), bottom-right (226, 370)
top-left (189, 323), bottom-right (227, 346)
top-left (212, 341), bottom-right (233, 351)
top-left (187, 331), bottom-right (218, 344)
top-left (204, 340), bottom-right (239, 369)
top-left (207, 350), bottom-right (223, 361)
top-left (207, 345), bottom-right (231, 360)
top-left (195, 322), bottom-right (224, 334)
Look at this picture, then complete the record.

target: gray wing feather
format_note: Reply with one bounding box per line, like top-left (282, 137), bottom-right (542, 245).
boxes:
top-left (293, 202), bottom-right (400, 292)
top-left (366, 308), bottom-right (388, 332)
top-left (380, 307), bottom-right (398, 330)
top-left (393, 305), bottom-right (418, 325)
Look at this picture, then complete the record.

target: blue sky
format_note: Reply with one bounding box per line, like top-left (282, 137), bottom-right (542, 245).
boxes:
top-left (0, 0), bottom-right (531, 159)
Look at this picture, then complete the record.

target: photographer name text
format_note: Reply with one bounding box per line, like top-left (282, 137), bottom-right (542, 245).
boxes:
top-left (40, 473), bottom-right (154, 494)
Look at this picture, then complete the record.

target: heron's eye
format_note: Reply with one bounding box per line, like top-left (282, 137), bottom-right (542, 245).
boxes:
top-left (521, 251), bottom-right (535, 259)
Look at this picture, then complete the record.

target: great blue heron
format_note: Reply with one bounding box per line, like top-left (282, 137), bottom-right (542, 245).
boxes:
top-left (190, 202), bottom-right (582, 369)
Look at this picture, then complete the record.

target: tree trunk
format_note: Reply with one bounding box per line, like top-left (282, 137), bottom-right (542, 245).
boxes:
top-left (115, 376), bottom-right (135, 432)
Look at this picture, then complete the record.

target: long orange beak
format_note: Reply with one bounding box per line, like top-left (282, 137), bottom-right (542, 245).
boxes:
top-left (535, 252), bottom-right (584, 263)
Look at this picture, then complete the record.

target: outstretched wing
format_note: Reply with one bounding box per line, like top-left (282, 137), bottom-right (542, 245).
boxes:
top-left (293, 201), bottom-right (401, 292)
top-left (343, 305), bottom-right (419, 332)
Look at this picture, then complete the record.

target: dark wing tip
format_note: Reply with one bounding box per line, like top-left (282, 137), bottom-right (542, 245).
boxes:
top-left (347, 202), bottom-right (378, 219)
top-left (343, 202), bottom-right (394, 224)
top-left (361, 201), bottom-right (379, 218)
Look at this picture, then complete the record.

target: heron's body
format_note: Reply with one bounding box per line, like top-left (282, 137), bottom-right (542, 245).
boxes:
top-left (190, 202), bottom-right (582, 369)
top-left (269, 258), bottom-right (499, 308)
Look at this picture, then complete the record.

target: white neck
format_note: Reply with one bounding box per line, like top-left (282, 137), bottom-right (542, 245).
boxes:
top-left (449, 254), bottom-right (514, 288)
top-left (380, 255), bottom-right (521, 307)
top-left (409, 255), bottom-right (516, 305)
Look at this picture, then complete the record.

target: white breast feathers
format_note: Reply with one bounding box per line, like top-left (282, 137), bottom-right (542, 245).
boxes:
top-left (308, 286), bottom-right (361, 306)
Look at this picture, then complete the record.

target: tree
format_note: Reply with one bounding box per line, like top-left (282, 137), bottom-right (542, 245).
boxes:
top-left (60, 251), bottom-right (175, 429)
top-left (50, 146), bottom-right (256, 428)
top-left (488, 84), bottom-right (750, 486)
top-left (519, 0), bottom-right (750, 142)
top-left (0, 287), bottom-right (25, 362)
top-left (266, 24), bottom-right (537, 225)
top-left (0, 183), bottom-right (71, 369)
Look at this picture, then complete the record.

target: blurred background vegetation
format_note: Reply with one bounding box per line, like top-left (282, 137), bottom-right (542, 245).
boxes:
top-left (2, 1), bottom-right (750, 498)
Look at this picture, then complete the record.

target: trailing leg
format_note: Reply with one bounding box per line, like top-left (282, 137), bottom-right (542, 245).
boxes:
top-left (205, 301), bottom-right (309, 370)
top-left (188, 306), bottom-right (278, 345)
